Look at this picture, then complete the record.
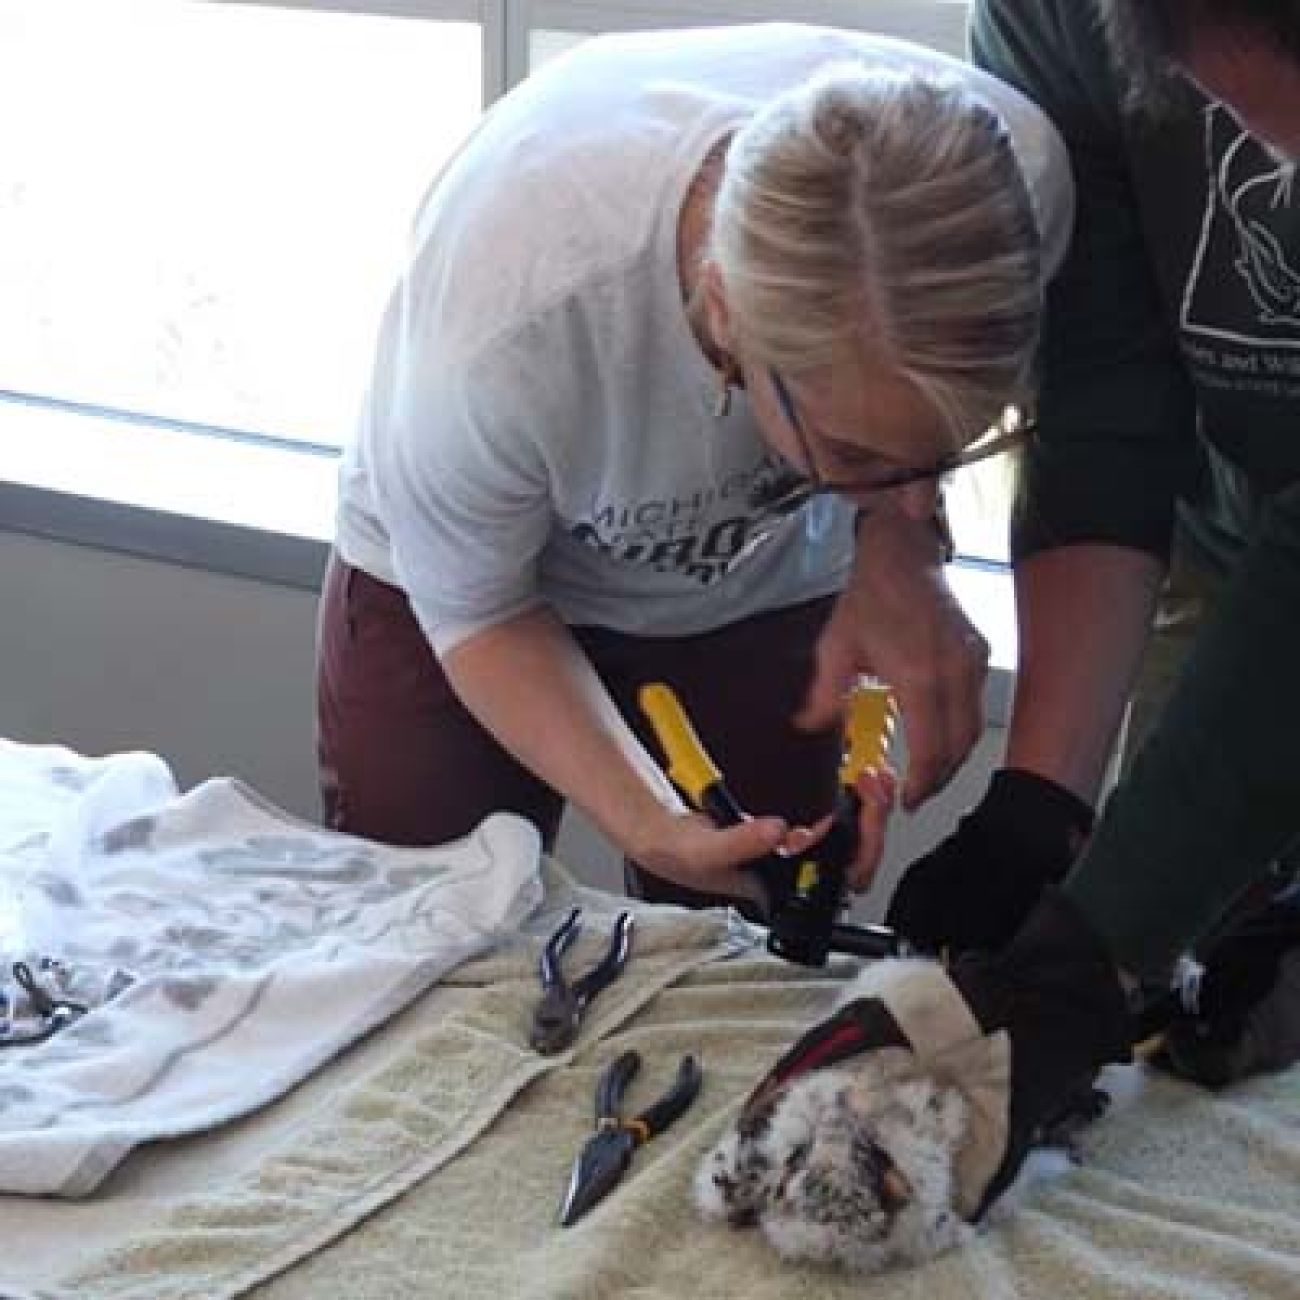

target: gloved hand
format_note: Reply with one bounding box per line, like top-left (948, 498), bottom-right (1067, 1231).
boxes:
top-left (1156, 881), bottom-right (1300, 1087)
top-left (725, 888), bottom-right (1133, 1224)
top-left (886, 768), bottom-right (1094, 955)
top-left (951, 888), bottom-right (1132, 1213)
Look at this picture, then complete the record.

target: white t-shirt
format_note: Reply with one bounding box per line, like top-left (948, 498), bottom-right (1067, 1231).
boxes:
top-left (336, 23), bottom-right (1072, 656)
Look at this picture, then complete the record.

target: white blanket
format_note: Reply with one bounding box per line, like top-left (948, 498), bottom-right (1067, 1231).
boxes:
top-left (0, 738), bottom-right (543, 1197)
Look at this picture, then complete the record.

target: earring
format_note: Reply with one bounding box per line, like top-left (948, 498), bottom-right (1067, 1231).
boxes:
top-left (713, 356), bottom-right (739, 419)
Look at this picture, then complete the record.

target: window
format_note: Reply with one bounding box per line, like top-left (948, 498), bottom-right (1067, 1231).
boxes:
top-left (3, 0), bottom-right (1006, 564)
top-left (1, 0), bottom-right (483, 449)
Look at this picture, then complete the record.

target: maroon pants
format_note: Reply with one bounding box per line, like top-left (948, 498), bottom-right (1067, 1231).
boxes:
top-left (316, 553), bottom-right (841, 908)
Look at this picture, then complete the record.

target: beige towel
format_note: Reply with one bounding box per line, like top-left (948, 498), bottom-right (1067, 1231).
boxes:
top-left (4, 863), bottom-right (744, 1300)
top-left (9, 864), bottom-right (1299, 1300)
top-left (249, 973), bottom-right (1299, 1300)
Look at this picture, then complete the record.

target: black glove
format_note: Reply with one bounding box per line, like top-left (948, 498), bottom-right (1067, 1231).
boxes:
top-left (1156, 881), bottom-right (1300, 1087)
top-left (736, 887), bottom-right (1133, 1221)
top-left (886, 768), bottom-right (1094, 955)
top-left (950, 888), bottom-right (1132, 1214)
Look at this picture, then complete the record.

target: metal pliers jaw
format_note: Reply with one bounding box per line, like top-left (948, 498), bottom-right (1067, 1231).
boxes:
top-left (559, 1049), bottom-right (703, 1226)
top-left (529, 907), bottom-right (635, 1055)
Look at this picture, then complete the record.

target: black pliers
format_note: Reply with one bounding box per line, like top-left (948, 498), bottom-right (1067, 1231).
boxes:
top-left (0, 961), bottom-right (87, 1048)
top-left (529, 907), bottom-right (635, 1054)
top-left (559, 1049), bottom-right (703, 1226)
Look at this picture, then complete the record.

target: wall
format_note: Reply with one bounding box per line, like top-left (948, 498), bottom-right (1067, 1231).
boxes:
top-left (0, 526), bottom-right (1005, 922)
top-left (1, 528), bottom-right (321, 811)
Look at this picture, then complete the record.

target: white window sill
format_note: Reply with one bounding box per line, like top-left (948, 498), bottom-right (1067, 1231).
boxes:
top-left (0, 401), bottom-right (335, 590)
top-left (0, 406), bottom-right (1017, 715)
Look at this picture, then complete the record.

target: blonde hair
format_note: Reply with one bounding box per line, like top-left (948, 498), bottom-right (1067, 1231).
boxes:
top-left (707, 63), bottom-right (1042, 450)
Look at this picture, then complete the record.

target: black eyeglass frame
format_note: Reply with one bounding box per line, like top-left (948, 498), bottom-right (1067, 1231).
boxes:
top-left (764, 367), bottom-right (1033, 515)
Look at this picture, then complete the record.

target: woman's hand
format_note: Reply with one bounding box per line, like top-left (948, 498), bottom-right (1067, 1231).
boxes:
top-left (798, 506), bottom-right (988, 810)
top-left (447, 608), bottom-right (803, 903)
top-left (628, 805), bottom-right (793, 905)
top-left (780, 763), bottom-right (898, 894)
top-left (846, 763), bottom-right (898, 891)
top-left (631, 766), bottom-right (894, 904)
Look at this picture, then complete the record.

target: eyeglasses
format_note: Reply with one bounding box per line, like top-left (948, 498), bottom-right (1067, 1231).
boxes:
top-left (754, 368), bottom-right (1033, 516)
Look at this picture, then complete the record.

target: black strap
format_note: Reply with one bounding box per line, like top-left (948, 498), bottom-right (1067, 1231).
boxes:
top-left (741, 996), bottom-right (909, 1118)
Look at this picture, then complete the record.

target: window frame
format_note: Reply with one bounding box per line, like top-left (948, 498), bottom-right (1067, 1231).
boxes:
top-left (508, 0), bottom-right (967, 83)
top-left (217, 0), bottom-right (511, 103)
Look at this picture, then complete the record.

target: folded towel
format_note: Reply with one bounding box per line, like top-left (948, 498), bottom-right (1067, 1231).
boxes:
top-left (3, 847), bottom-right (1296, 1300)
top-left (0, 738), bottom-right (543, 1196)
top-left (2, 862), bottom-right (744, 1300)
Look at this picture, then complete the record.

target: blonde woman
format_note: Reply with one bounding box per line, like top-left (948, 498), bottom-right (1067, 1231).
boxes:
top-left (317, 23), bottom-right (1072, 907)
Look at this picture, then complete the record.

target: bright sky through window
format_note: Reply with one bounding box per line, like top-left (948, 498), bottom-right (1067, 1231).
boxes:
top-left (0, 0), bottom-right (482, 447)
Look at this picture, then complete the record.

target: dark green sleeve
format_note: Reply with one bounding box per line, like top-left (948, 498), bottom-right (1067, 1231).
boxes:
top-left (1065, 482), bottom-right (1300, 977)
top-left (972, 0), bottom-right (1198, 563)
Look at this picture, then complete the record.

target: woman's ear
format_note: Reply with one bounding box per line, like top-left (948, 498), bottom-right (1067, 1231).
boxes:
top-left (699, 260), bottom-right (736, 357)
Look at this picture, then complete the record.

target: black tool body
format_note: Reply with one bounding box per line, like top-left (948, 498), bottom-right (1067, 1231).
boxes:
top-left (530, 908), bottom-right (635, 1054)
top-left (559, 1050), bottom-right (703, 1226)
top-left (638, 682), bottom-right (903, 967)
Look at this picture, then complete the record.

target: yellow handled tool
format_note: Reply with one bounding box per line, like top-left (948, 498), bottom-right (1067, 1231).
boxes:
top-left (637, 682), bottom-right (747, 828)
top-left (769, 680), bottom-right (895, 962)
top-left (840, 681), bottom-right (896, 789)
top-left (638, 679), bottom-right (902, 966)
top-left (639, 679), bottom-right (894, 809)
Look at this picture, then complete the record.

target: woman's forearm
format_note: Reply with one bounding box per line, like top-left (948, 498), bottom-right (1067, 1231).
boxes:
top-left (441, 605), bottom-right (684, 859)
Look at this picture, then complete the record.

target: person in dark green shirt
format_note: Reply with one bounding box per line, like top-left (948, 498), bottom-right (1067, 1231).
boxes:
top-left (880, 0), bottom-right (1300, 1096)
